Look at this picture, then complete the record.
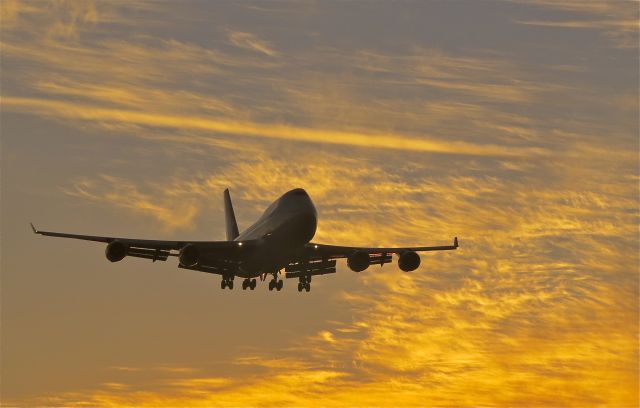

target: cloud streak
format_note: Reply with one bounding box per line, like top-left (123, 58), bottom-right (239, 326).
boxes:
top-left (227, 31), bottom-right (279, 56)
top-left (2, 96), bottom-right (547, 158)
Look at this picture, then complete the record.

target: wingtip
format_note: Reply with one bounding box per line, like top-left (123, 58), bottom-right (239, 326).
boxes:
top-left (30, 222), bottom-right (38, 234)
top-left (454, 237), bottom-right (459, 247)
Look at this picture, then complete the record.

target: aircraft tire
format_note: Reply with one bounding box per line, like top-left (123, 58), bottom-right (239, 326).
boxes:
top-left (298, 282), bottom-right (303, 292)
top-left (228, 281), bottom-right (234, 290)
top-left (277, 280), bottom-right (283, 291)
top-left (250, 279), bottom-right (256, 290)
top-left (221, 280), bottom-right (226, 290)
top-left (305, 283), bottom-right (310, 292)
top-left (269, 280), bottom-right (274, 291)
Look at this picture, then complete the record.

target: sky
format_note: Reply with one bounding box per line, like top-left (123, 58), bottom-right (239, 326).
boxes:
top-left (1, 0), bottom-right (638, 406)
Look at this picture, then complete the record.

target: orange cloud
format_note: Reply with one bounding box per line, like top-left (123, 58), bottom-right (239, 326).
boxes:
top-left (63, 175), bottom-right (200, 232)
top-left (1, 1), bottom-right (637, 406)
top-left (2, 96), bottom-right (547, 158)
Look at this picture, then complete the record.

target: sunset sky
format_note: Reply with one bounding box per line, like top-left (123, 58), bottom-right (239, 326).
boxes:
top-left (1, 1), bottom-right (638, 406)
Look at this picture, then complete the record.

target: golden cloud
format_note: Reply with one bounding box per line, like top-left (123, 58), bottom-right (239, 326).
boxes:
top-left (1, 1), bottom-right (637, 407)
top-left (2, 96), bottom-right (548, 158)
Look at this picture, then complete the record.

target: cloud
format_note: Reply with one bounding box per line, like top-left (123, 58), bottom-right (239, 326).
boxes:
top-left (8, 143), bottom-right (640, 406)
top-left (47, 0), bottom-right (98, 39)
top-left (227, 30), bottom-right (279, 56)
top-left (2, 1), bottom-right (637, 406)
top-left (2, 96), bottom-right (548, 158)
top-left (63, 175), bottom-right (201, 232)
top-left (513, 0), bottom-right (639, 48)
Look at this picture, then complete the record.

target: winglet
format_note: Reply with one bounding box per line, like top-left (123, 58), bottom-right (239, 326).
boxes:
top-left (454, 237), bottom-right (459, 248)
top-left (30, 222), bottom-right (39, 234)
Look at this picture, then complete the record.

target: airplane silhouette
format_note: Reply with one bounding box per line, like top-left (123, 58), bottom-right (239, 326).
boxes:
top-left (32, 188), bottom-right (458, 292)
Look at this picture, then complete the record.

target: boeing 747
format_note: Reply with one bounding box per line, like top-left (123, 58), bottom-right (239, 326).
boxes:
top-left (32, 188), bottom-right (458, 292)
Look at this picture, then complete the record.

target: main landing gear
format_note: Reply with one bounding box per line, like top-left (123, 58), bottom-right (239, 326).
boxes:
top-left (220, 276), bottom-right (234, 290)
top-left (268, 274), bottom-right (284, 291)
top-left (242, 278), bottom-right (257, 290)
top-left (297, 275), bottom-right (311, 292)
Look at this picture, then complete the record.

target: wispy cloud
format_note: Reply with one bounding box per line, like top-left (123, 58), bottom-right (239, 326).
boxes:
top-left (2, 1), bottom-right (637, 407)
top-left (513, 0), bottom-right (639, 48)
top-left (227, 30), bottom-right (279, 56)
top-left (63, 175), bottom-right (200, 232)
top-left (2, 96), bottom-right (548, 158)
top-left (34, 146), bottom-right (635, 405)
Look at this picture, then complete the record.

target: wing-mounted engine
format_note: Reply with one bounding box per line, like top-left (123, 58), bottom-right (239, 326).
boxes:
top-left (105, 241), bottom-right (127, 262)
top-left (398, 250), bottom-right (420, 272)
top-left (347, 250), bottom-right (393, 272)
top-left (179, 244), bottom-right (200, 267)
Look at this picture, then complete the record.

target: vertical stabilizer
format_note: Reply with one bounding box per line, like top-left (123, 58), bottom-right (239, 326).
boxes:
top-left (223, 189), bottom-right (240, 240)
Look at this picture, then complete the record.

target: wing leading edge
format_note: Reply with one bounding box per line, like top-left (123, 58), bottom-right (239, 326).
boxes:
top-left (305, 237), bottom-right (458, 259)
top-left (30, 222), bottom-right (256, 268)
top-left (30, 223), bottom-right (246, 250)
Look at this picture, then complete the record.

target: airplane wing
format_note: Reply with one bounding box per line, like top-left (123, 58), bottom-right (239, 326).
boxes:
top-left (282, 237), bottom-right (459, 279)
top-left (30, 223), bottom-right (255, 270)
top-left (305, 237), bottom-right (459, 259)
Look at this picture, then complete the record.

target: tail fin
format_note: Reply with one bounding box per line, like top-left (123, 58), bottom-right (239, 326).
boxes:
top-left (224, 189), bottom-right (240, 240)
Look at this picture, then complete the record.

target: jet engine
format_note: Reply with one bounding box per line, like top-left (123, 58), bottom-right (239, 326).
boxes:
top-left (105, 240), bottom-right (127, 262)
top-left (347, 250), bottom-right (370, 272)
top-left (179, 244), bottom-right (200, 267)
top-left (398, 251), bottom-right (420, 272)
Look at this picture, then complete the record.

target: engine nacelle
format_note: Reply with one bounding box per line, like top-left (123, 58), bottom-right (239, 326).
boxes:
top-left (105, 240), bottom-right (127, 262)
top-left (398, 251), bottom-right (420, 272)
top-left (179, 244), bottom-right (200, 267)
top-left (347, 250), bottom-right (370, 272)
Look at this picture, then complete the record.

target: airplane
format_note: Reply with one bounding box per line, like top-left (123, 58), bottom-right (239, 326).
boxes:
top-left (31, 188), bottom-right (458, 292)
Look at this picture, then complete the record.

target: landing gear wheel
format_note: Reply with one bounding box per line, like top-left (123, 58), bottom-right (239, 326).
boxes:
top-left (277, 280), bottom-right (284, 291)
top-left (298, 282), bottom-right (303, 292)
top-left (250, 279), bottom-right (256, 290)
top-left (242, 279), bottom-right (248, 290)
top-left (228, 280), bottom-right (234, 290)
top-left (221, 280), bottom-right (226, 290)
top-left (305, 283), bottom-right (310, 292)
top-left (269, 280), bottom-right (275, 291)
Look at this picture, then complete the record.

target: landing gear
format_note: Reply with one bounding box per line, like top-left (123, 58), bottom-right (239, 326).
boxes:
top-left (268, 273), bottom-right (283, 291)
top-left (242, 279), bottom-right (257, 290)
top-left (297, 276), bottom-right (311, 292)
top-left (221, 276), bottom-right (234, 290)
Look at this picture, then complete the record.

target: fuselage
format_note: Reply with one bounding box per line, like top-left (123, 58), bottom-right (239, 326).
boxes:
top-left (235, 188), bottom-right (317, 277)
